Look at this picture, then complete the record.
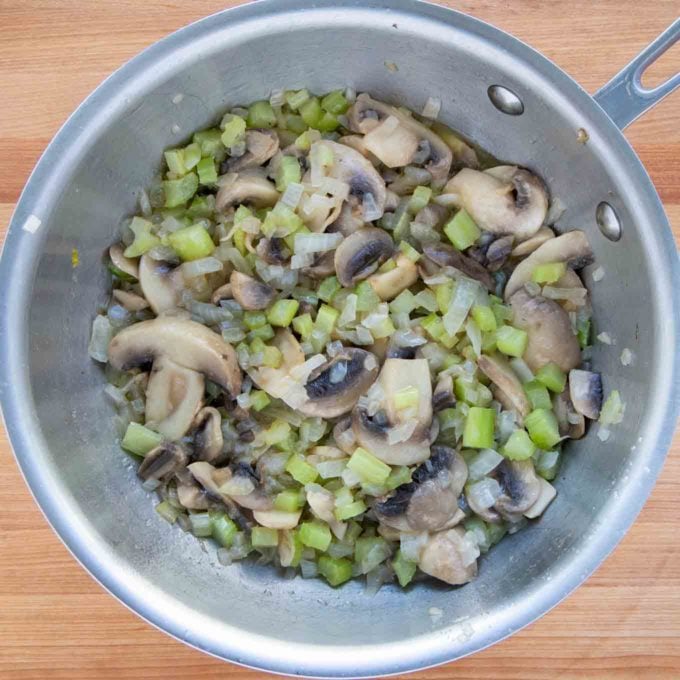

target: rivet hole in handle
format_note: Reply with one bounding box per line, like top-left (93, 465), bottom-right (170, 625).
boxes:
top-left (594, 18), bottom-right (680, 130)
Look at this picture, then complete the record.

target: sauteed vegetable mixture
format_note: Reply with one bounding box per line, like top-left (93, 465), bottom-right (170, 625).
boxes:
top-left (90, 88), bottom-right (623, 589)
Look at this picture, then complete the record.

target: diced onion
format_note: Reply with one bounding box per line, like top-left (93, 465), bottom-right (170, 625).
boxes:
top-left (269, 88), bottom-right (285, 107)
top-left (421, 96), bottom-right (441, 119)
top-left (620, 348), bottom-right (634, 366)
top-left (467, 449), bottom-right (503, 481)
top-left (393, 329), bottom-right (427, 348)
top-left (181, 257), bottom-right (223, 279)
top-left (88, 315), bottom-right (113, 363)
top-left (294, 232), bottom-right (343, 255)
top-left (316, 460), bottom-right (346, 479)
top-left (459, 531), bottom-right (481, 567)
top-left (290, 252), bottom-right (316, 270)
top-left (465, 318), bottom-right (482, 357)
top-left (592, 266), bottom-right (605, 282)
top-left (597, 331), bottom-right (613, 345)
top-left (290, 354), bottom-right (326, 382)
top-left (387, 419), bottom-right (418, 444)
top-left (280, 182), bottom-right (304, 209)
top-left (509, 358), bottom-right (534, 383)
top-left (443, 278), bottom-right (478, 336)
top-left (300, 559), bottom-right (318, 578)
top-left (467, 477), bottom-right (502, 510)
top-left (219, 476), bottom-right (256, 497)
top-left (542, 286), bottom-right (587, 306)
top-left (362, 192), bottom-right (383, 221)
top-left (337, 294), bottom-right (357, 327)
top-left (400, 532), bottom-right (428, 562)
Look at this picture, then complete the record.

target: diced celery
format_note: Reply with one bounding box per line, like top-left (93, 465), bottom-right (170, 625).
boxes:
top-left (317, 276), bottom-right (341, 303)
top-left (299, 521), bottom-right (332, 551)
top-left (155, 501), bottom-right (180, 524)
top-left (285, 89), bottom-right (311, 111)
top-left (435, 281), bottom-right (454, 314)
top-left (193, 128), bottom-right (226, 160)
top-left (355, 280), bottom-right (380, 312)
top-left (421, 313), bottom-right (445, 342)
top-left (393, 386), bottom-right (419, 411)
top-left (189, 512), bottom-right (213, 537)
top-left (378, 258), bottom-right (397, 273)
top-left (262, 345), bottom-right (282, 368)
top-left (523, 379), bottom-right (552, 410)
top-left (188, 195), bottom-right (215, 219)
top-left (334, 500), bottom-right (367, 521)
top-left (168, 223), bottom-right (215, 261)
top-left (286, 454), bottom-right (319, 485)
top-left (316, 112), bottom-right (340, 132)
top-left (295, 129), bottom-right (317, 152)
top-left (275, 156), bottom-right (302, 192)
top-left (334, 486), bottom-right (354, 507)
top-left (532, 261), bottom-right (567, 284)
top-left (444, 209), bottom-right (481, 250)
top-left (244, 310), bottom-right (267, 330)
top-left (369, 316), bottom-right (395, 340)
top-left (121, 422), bottom-right (162, 456)
top-left (251, 526), bottom-right (279, 547)
top-left (164, 148), bottom-right (186, 176)
top-left (463, 407), bottom-right (495, 449)
top-left (261, 203), bottom-right (304, 238)
top-left (267, 299), bottom-right (300, 327)
top-left (389, 289), bottom-right (417, 315)
top-left (292, 313), bottom-right (314, 339)
top-left (123, 216), bottom-right (160, 258)
top-left (275, 489), bottom-right (303, 512)
top-left (108, 263), bottom-right (137, 282)
top-left (211, 513), bottom-right (238, 547)
top-left (496, 325), bottom-right (528, 358)
top-left (246, 101), bottom-right (276, 129)
top-left (315, 304), bottom-right (339, 334)
top-left (385, 465), bottom-right (412, 490)
top-left (415, 288), bottom-right (438, 313)
top-left (264, 419), bottom-right (291, 446)
top-left (233, 227), bottom-right (247, 256)
top-left (502, 429), bottom-right (536, 461)
top-left (392, 550), bottom-right (417, 587)
top-left (481, 331), bottom-right (497, 353)
top-left (492, 301), bottom-right (512, 326)
top-left (524, 409), bottom-right (561, 448)
top-left (250, 390), bottom-right (271, 412)
top-left (408, 186), bottom-right (432, 214)
top-left (535, 362), bottom-right (566, 393)
top-left (183, 142), bottom-right (202, 170)
top-left (347, 447), bottom-right (391, 485)
top-left (599, 390), bottom-right (625, 425)
top-left (577, 318), bottom-right (591, 349)
top-left (285, 114), bottom-right (307, 134)
top-left (163, 172), bottom-right (199, 208)
top-left (321, 90), bottom-right (350, 115)
top-left (248, 324), bottom-right (275, 342)
top-left (471, 305), bottom-right (497, 332)
top-left (318, 555), bottom-right (352, 586)
top-left (299, 97), bottom-right (324, 128)
top-left (197, 156), bottom-right (218, 185)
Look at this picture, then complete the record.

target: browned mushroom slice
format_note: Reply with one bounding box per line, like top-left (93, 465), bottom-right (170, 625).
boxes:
top-left (108, 316), bottom-right (242, 396)
top-left (504, 230), bottom-right (593, 300)
top-left (478, 354), bottom-right (530, 421)
top-left (215, 170), bottom-right (280, 212)
top-left (444, 166), bottom-right (548, 239)
top-left (334, 227), bottom-right (395, 287)
top-left (417, 527), bottom-right (478, 585)
top-left (422, 243), bottom-right (495, 292)
top-left (367, 254), bottom-right (418, 301)
top-left (375, 447), bottom-right (468, 532)
top-left (229, 271), bottom-right (276, 310)
top-left (138, 442), bottom-right (188, 482)
top-left (225, 129), bottom-right (279, 172)
top-left (510, 289), bottom-right (581, 373)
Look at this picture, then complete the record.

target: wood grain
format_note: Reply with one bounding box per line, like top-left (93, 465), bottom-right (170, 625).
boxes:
top-left (0, 1), bottom-right (679, 678)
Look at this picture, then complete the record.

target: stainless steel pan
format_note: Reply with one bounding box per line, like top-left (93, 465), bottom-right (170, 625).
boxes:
top-left (0, 1), bottom-right (679, 677)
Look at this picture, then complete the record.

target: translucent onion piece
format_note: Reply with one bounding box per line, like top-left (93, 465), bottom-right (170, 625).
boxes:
top-left (181, 256), bottom-right (223, 279)
top-left (421, 96), bottom-right (442, 120)
top-left (294, 232), bottom-right (343, 255)
top-left (88, 315), bottom-right (113, 363)
top-left (467, 449), bottom-right (504, 481)
top-left (467, 477), bottom-right (502, 510)
top-left (443, 278), bottom-right (478, 336)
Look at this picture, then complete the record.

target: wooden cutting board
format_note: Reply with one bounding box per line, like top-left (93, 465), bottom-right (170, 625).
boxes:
top-left (0, 1), bottom-right (678, 678)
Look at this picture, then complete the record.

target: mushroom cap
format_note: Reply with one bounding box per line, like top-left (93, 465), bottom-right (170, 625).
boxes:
top-left (505, 230), bottom-right (593, 300)
top-left (569, 369), bottom-right (603, 420)
top-left (109, 243), bottom-right (139, 279)
top-left (215, 170), bottom-right (280, 212)
top-left (329, 202), bottom-right (366, 237)
top-left (334, 227), bottom-right (395, 287)
top-left (192, 406), bottom-right (224, 462)
top-left (137, 442), bottom-right (188, 482)
top-left (348, 94), bottom-right (452, 183)
top-left (145, 355), bottom-right (205, 441)
top-left (138, 255), bottom-right (184, 314)
top-left (432, 374), bottom-right (456, 412)
top-left (367, 254), bottom-right (418, 301)
top-left (552, 388), bottom-right (586, 440)
top-left (423, 243), bottom-right (495, 292)
top-left (493, 459), bottom-right (542, 518)
top-left (352, 358), bottom-right (433, 465)
top-left (298, 348), bottom-right (380, 419)
top-left (108, 316), bottom-right (242, 396)
top-left (510, 289), bottom-right (581, 373)
top-left (478, 354), bottom-right (531, 421)
top-left (302, 250), bottom-right (336, 280)
top-left (523, 477), bottom-right (557, 519)
top-left (361, 115), bottom-right (421, 169)
top-left (229, 271), bottom-right (276, 310)
top-left (445, 166), bottom-right (548, 239)
top-left (225, 129), bottom-right (279, 172)
top-left (417, 527), bottom-right (478, 585)
top-left (375, 446), bottom-right (468, 532)
top-left (256, 237), bottom-right (291, 265)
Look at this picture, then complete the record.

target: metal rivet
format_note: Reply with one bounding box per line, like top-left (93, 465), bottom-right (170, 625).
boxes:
top-left (596, 202), bottom-right (622, 241)
top-left (488, 85), bottom-right (524, 115)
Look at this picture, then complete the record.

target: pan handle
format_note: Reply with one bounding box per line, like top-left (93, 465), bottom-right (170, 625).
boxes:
top-left (594, 18), bottom-right (680, 130)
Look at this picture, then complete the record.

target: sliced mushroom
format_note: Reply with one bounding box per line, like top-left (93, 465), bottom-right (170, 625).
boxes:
top-left (348, 94), bottom-right (452, 183)
top-left (504, 230), bottom-right (593, 300)
top-left (252, 509), bottom-right (302, 530)
top-left (334, 227), bottom-right (395, 287)
top-left (256, 236), bottom-right (291, 265)
top-left (422, 243), bottom-right (495, 292)
top-left (138, 255), bottom-right (184, 314)
top-left (215, 170), bottom-right (280, 212)
top-left (225, 129), bottom-right (279, 172)
top-left (417, 527), bottom-right (477, 586)
top-left (192, 406), bottom-right (223, 462)
top-left (375, 447), bottom-right (468, 532)
top-left (299, 349), bottom-right (380, 418)
top-left (108, 316), bottom-right (242, 396)
top-left (332, 416), bottom-right (357, 455)
top-left (211, 283), bottom-right (232, 305)
top-left (109, 243), bottom-right (139, 279)
top-left (361, 115), bottom-right (421, 168)
top-left (330, 202), bottom-right (366, 237)
top-left (352, 358), bottom-right (433, 465)
top-left (112, 289), bottom-right (149, 312)
top-left (432, 374), bottom-right (455, 412)
top-left (302, 250), bottom-right (337, 280)
top-left (137, 442), bottom-right (188, 482)
top-left (444, 166), bottom-right (548, 239)
top-left (569, 369), bottom-right (603, 420)
top-left (552, 388), bottom-right (585, 439)
top-left (485, 235), bottom-right (514, 272)
top-left (523, 477), bottom-right (557, 519)
top-left (430, 121), bottom-right (480, 169)
top-left (313, 140), bottom-right (386, 216)
top-left (478, 354), bottom-right (530, 421)
top-left (145, 355), bottom-right (205, 440)
top-left (176, 478), bottom-right (211, 510)
top-left (511, 227), bottom-right (555, 258)
top-left (510, 289), bottom-right (581, 373)
top-left (367, 254), bottom-right (418, 301)
top-left (230, 271), bottom-right (276, 310)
